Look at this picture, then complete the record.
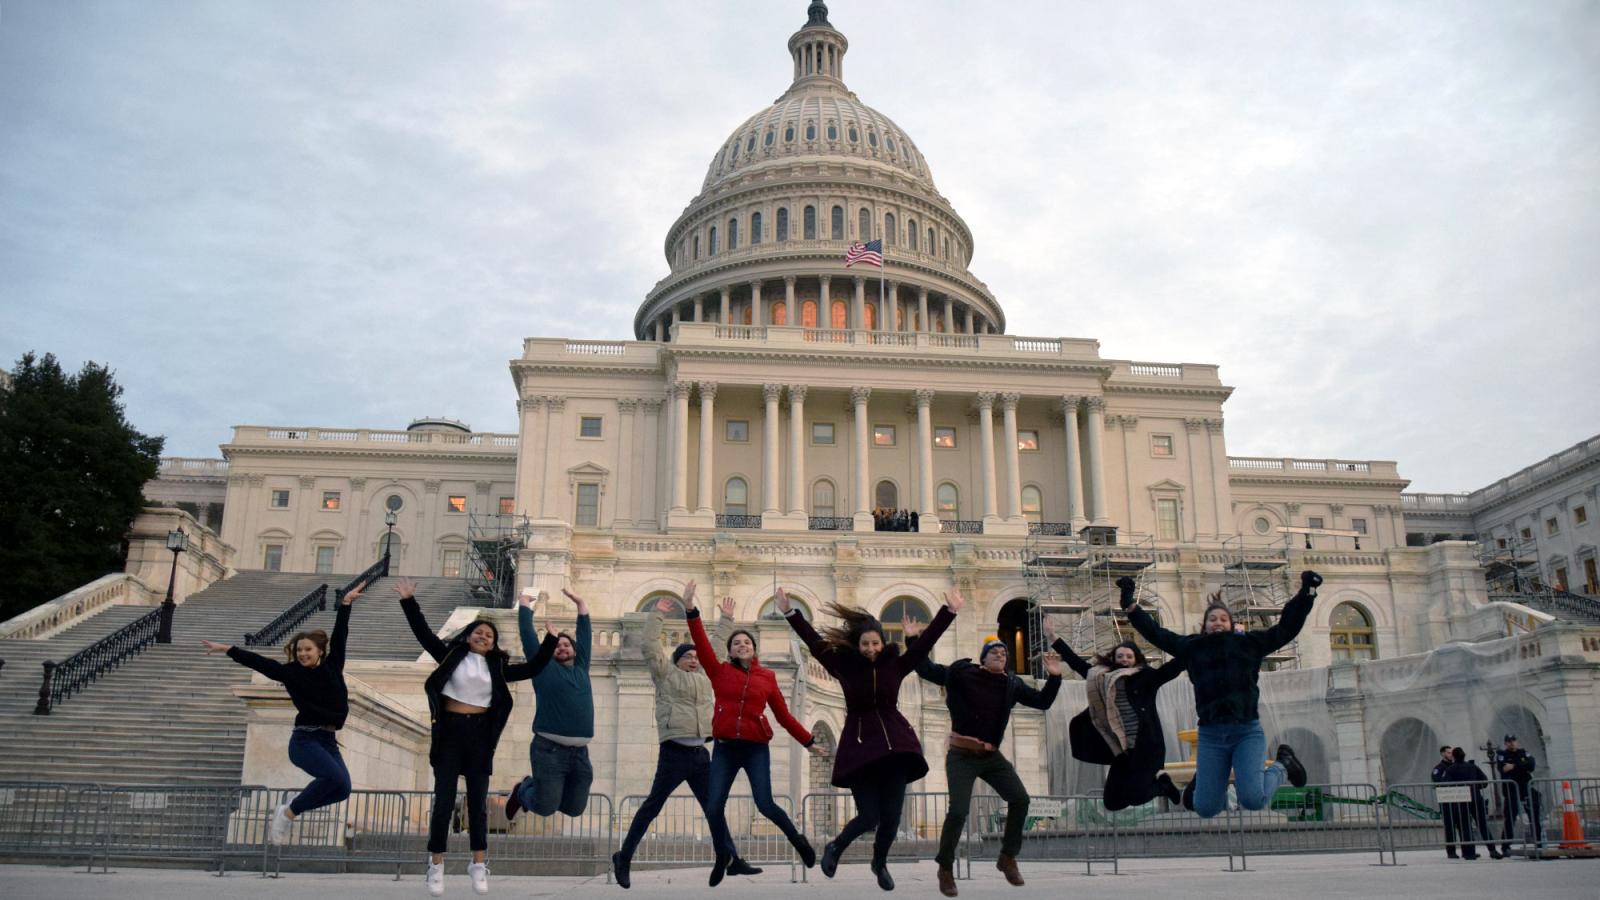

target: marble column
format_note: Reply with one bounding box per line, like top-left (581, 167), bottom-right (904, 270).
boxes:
top-left (964, 308), bottom-right (975, 335)
top-left (788, 385), bottom-right (808, 516)
top-left (1001, 393), bottom-right (1024, 522)
top-left (915, 389), bottom-right (937, 530)
top-left (943, 297), bottom-right (955, 334)
top-left (889, 282), bottom-right (901, 331)
top-left (1061, 396), bottom-right (1087, 530)
top-left (751, 280), bottom-right (764, 326)
top-left (851, 386), bottom-right (872, 529)
top-left (615, 398), bottom-right (637, 527)
top-left (719, 287), bottom-right (731, 325)
top-left (762, 384), bottom-right (782, 517)
top-left (917, 288), bottom-right (930, 333)
top-left (696, 382), bottom-right (717, 514)
top-left (670, 383), bottom-right (691, 514)
top-left (877, 280), bottom-right (890, 331)
top-left (654, 319), bottom-right (664, 342)
top-left (693, 295), bottom-right (704, 322)
top-left (540, 398), bottom-right (565, 518)
top-left (1085, 397), bottom-right (1110, 525)
top-left (976, 392), bottom-right (999, 524)
top-left (820, 276), bottom-right (833, 328)
top-left (853, 276), bottom-right (866, 330)
top-left (784, 276), bottom-right (797, 326)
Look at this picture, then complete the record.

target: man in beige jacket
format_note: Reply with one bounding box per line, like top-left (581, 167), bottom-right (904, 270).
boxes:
top-left (612, 596), bottom-right (759, 888)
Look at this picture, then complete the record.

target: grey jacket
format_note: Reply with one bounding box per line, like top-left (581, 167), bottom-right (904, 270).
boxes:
top-left (642, 611), bottom-right (733, 743)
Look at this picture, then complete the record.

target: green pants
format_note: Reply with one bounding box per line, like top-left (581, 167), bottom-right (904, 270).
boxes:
top-left (937, 747), bottom-right (1030, 867)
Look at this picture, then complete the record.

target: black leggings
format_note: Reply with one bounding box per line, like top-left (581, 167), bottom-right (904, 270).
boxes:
top-left (835, 758), bottom-right (910, 863)
top-left (428, 712), bottom-right (494, 854)
top-left (1102, 753), bottom-right (1166, 812)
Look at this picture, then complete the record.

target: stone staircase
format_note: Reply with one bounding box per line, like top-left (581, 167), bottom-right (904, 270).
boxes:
top-left (0, 571), bottom-right (467, 786)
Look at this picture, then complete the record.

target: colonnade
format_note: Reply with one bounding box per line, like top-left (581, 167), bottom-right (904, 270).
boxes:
top-left (648, 275), bottom-right (996, 342)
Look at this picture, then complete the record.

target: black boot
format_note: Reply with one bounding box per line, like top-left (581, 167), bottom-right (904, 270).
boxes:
top-left (870, 858), bottom-right (895, 891)
top-left (791, 834), bottom-right (817, 868)
top-left (612, 851), bottom-right (631, 889)
top-left (1156, 773), bottom-right (1182, 805)
top-left (1276, 744), bottom-right (1308, 788)
top-left (709, 852), bottom-right (730, 887)
top-left (504, 779), bottom-right (526, 823)
top-left (820, 840), bottom-right (843, 878)
top-left (1181, 778), bottom-right (1196, 812)
top-left (727, 857), bottom-right (763, 877)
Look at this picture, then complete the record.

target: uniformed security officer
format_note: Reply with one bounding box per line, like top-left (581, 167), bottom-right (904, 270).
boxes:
top-left (1493, 734), bottom-right (1543, 854)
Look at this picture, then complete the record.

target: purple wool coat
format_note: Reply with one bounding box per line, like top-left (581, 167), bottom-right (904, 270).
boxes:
top-left (783, 605), bottom-right (955, 788)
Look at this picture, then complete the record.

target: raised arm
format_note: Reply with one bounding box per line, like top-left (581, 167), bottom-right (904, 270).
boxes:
top-left (685, 609), bottom-right (722, 680)
top-left (562, 589), bottom-right (592, 670)
top-left (1049, 637), bottom-right (1092, 678)
top-left (325, 586), bottom-right (357, 671)
top-left (642, 602), bottom-right (672, 681)
top-left (1139, 656), bottom-right (1187, 692)
top-left (396, 578), bottom-right (447, 661)
top-left (713, 596), bottom-right (737, 662)
top-left (515, 594), bottom-right (559, 679)
top-left (219, 644), bottom-right (288, 681)
top-left (1014, 656), bottom-right (1064, 711)
top-left (1118, 577), bottom-right (1186, 659)
top-left (1247, 571), bottom-right (1321, 656)
top-left (913, 653), bottom-right (952, 686)
top-left (898, 603), bottom-right (956, 674)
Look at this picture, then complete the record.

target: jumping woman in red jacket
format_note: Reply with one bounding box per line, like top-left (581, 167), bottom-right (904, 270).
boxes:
top-left (683, 580), bottom-right (826, 887)
top-left (778, 585), bottom-right (963, 892)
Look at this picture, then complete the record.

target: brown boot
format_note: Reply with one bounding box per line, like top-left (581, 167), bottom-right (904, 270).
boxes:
top-left (996, 853), bottom-right (1024, 886)
top-left (938, 866), bottom-right (958, 897)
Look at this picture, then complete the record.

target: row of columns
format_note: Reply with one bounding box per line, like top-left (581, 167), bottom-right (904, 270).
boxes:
top-left (651, 275), bottom-right (994, 341)
top-left (664, 383), bottom-right (1113, 531)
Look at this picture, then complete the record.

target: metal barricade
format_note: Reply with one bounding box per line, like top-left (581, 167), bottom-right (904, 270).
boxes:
top-left (799, 791), bottom-right (963, 882)
top-left (1528, 776), bottom-right (1600, 857)
top-left (617, 793), bottom-right (795, 869)
top-left (1381, 779), bottom-right (1513, 860)
top-left (966, 793), bottom-right (1118, 875)
top-left (1230, 782), bottom-right (1389, 866)
top-left (246, 787), bottom-right (415, 878)
top-left (78, 783), bottom-right (260, 873)
top-left (0, 782), bottom-right (96, 866)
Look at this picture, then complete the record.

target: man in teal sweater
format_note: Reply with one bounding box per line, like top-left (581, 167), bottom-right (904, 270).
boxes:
top-left (507, 588), bottom-right (594, 819)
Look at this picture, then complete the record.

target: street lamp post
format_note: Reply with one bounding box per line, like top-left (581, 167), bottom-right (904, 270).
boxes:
top-left (157, 527), bottom-right (188, 643)
top-left (383, 510), bottom-right (397, 576)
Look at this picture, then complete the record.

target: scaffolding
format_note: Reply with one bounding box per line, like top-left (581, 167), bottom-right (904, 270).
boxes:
top-left (1219, 534), bottom-right (1299, 670)
top-left (1021, 528), bottom-right (1160, 677)
top-left (464, 513), bottom-right (530, 608)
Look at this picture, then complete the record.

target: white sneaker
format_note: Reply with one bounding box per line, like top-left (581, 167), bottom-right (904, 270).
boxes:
top-left (467, 861), bottom-right (490, 895)
top-left (268, 804), bottom-right (293, 845)
top-left (426, 861), bottom-right (444, 897)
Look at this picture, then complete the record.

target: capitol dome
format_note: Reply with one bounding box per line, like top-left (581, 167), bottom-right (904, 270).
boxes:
top-left (636, 1), bottom-right (1002, 341)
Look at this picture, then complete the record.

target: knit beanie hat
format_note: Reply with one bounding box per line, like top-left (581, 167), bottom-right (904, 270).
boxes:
top-left (671, 643), bottom-right (696, 665)
top-left (980, 635), bottom-right (1007, 663)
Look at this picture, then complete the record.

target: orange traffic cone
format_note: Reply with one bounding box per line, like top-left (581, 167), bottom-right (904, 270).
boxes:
top-left (1559, 780), bottom-right (1589, 849)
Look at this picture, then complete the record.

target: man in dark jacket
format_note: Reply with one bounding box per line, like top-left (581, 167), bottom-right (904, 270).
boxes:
top-left (1444, 747), bottom-right (1504, 860)
top-left (1493, 734), bottom-right (1542, 854)
top-left (911, 628), bottom-right (1063, 898)
top-left (1431, 745), bottom-right (1459, 859)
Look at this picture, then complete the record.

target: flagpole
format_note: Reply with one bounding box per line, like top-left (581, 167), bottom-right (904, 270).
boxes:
top-left (877, 230), bottom-right (885, 330)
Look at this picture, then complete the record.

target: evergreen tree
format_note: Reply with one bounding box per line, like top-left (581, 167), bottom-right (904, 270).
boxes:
top-left (0, 353), bottom-right (163, 620)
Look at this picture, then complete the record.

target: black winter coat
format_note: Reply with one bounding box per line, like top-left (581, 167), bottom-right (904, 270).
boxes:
top-left (1053, 638), bottom-right (1185, 771)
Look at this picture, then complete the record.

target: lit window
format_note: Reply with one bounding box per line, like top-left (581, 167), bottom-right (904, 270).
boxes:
top-left (934, 426), bottom-right (956, 449)
top-left (1157, 498), bottom-right (1181, 541)
top-left (270, 489), bottom-right (290, 509)
top-left (579, 416), bottom-right (603, 438)
top-left (725, 420), bottom-right (749, 442)
top-left (315, 546), bottom-right (334, 575)
top-left (447, 495), bottom-right (467, 513)
top-left (1352, 518), bottom-right (1368, 535)
top-left (724, 477), bottom-right (748, 515)
top-left (830, 300), bottom-right (847, 329)
top-left (801, 300), bottom-right (818, 327)
top-left (1329, 603), bottom-right (1376, 661)
top-left (863, 303), bottom-right (877, 330)
top-left (1547, 517), bottom-right (1560, 536)
top-left (1022, 486), bottom-right (1042, 525)
top-left (1151, 434), bottom-right (1174, 457)
top-left (812, 422), bottom-right (835, 445)
top-left (1308, 516), bottom-right (1325, 529)
top-left (499, 497), bottom-right (515, 515)
top-left (442, 549), bottom-right (462, 578)
top-left (937, 483), bottom-right (959, 518)
top-left (1017, 430), bottom-right (1039, 451)
top-left (263, 544), bottom-right (284, 571)
top-left (321, 491), bottom-right (341, 511)
top-left (812, 479), bottom-right (835, 517)
top-left (873, 425), bottom-right (896, 447)
top-left (575, 483), bottom-right (600, 527)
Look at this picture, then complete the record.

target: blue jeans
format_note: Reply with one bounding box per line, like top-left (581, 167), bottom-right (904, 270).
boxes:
top-left (287, 729), bottom-right (352, 816)
top-left (705, 739), bottom-right (804, 858)
top-left (1193, 720), bottom-right (1285, 819)
top-left (517, 736), bottom-right (593, 817)
top-left (618, 741), bottom-right (736, 860)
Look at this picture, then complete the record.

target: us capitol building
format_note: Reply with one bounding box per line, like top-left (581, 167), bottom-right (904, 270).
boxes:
top-left (143, 3), bottom-right (1599, 797)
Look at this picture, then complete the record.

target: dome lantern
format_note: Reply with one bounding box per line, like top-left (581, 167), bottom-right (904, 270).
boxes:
top-left (787, 2), bottom-right (848, 91)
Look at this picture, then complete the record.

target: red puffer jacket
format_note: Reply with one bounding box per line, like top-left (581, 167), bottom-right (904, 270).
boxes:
top-left (687, 609), bottom-right (813, 746)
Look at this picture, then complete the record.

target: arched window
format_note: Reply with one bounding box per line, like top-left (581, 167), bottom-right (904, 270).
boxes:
top-left (804, 206), bottom-right (817, 240)
top-left (943, 237), bottom-right (950, 259)
top-left (728, 217), bottom-right (738, 251)
top-left (886, 135), bottom-right (896, 153)
top-left (784, 125), bottom-right (795, 143)
top-left (863, 303), bottom-right (876, 330)
top-left (1022, 486), bottom-right (1043, 525)
top-left (927, 227), bottom-right (935, 251)
top-left (867, 130), bottom-right (878, 148)
top-left (379, 532), bottom-right (402, 559)
top-left (802, 299), bottom-right (819, 328)
top-left (764, 129), bottom-right (774, 147)
top-left (709, 225), bottom-right (718, 256)
top-left (693, 234), bottom-right (700, 259)
top-left (746, 135), bottom-right (755, 153)
top-left (724, 477), bottom-right (748, 516)
top-left (751, 211), bottom-right (763, 244)
top-left (831, 206), bottom-right (844, 240)
top-left (859, 208), bottom-right (871, 239)
top-left (1330, 603), bottom-right (1376, 661)
top-left (776, 208), bottom-right (789, 242)
top-left (637, 591), bottom-right (686, 616)
top-left (907, 219), bottom-right (918, 250)
top-left (826, 123), bottom-right (838, 141)
top-left (812, 479), bottom-right (836, 517)
top-left (937, 483), bottom-right (959, 519)
top-left (771, 303), bottom-right (787, 325)
top-left (760, 595), bottom-right (812, 620)
top-left (881, 597), bottom-right (932, 644)
top-left (997, 598), bottom-right (1032, 674)
top-left (806, 123), bottom-right (816, 141)
top-left (848, 126), bottom-right (859, 143)
top-left (830, 300), bottom-right (847, 329)
top-left (875, 480), bottom-right (898, 510)
top-left (884, 213), bottom-right (896, 247)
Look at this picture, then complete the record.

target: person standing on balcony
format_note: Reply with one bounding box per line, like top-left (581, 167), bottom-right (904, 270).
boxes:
top-left (905, 618), bottom-right (1062, 897)
top-left (778, 585), bottom-right (963, 893)
top-left (612, 594), bottom-right (761, 889)
top-left (686, 581), bottom-right (825, 886)
top-left (1123, 572), bottom-right (1318, 819)
top-left (507, 588), bottom-right (595, 821)
top-left (1044, 625), bottom-right (1186, 813)
top-left (398, 577), bottom-right (553, 897)
top-left (201, 582), bottom-right (364, 846)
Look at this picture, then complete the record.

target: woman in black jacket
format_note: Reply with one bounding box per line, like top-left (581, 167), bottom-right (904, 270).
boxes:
top-left (1045, 620), bottom-right (1185, 811)
top-left (202, 583), bottom-right (363, 845)
top-left (397, 577), bottom-right (555, 897)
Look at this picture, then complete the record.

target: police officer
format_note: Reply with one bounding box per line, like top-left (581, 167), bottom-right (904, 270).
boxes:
top-left (1493, 734), bottom-right (1543, 854)
top-left (1431, 745), bottom-right (1459, 858)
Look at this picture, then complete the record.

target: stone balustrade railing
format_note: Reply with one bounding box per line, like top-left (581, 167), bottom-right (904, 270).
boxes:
top-left (0, 573), bottom-right (154, 641)
top-left (1228, 457), bottom-right (1400, 478)
top-left (229, 426), bottom-right (518, 450)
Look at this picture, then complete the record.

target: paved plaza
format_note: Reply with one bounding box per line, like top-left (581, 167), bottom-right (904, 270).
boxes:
top-left (1, 853), bottom-right (1592, 899)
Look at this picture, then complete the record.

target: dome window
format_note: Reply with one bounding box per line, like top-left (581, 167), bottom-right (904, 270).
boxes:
top-left (868, 131), bottom-right (878, 148)
top-left (826, 124), bottom-right (838, 141)
top-left (806, 123), bottom-right (816, 140)
top-left (764, 130), bottom-right (774, 147)
top-left (777, 208), bottom-right (789, 242)
top-left (848, 126), bottom-right (859, 143)
top-left (804, 205), bottom-right (817, 240)
top-left (785, 126), bottom-right (795, 142)
top-left (730, 141), bottom-right (739, 161)
top-left (886, 136), bottom-right (897, 153)
top-left (831, 206), bottom-right (844, 241)
top-left (746, 135), bottom-right (756, 152)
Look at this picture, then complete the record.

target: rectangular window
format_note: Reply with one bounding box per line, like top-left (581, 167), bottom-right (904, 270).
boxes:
top-left (811, 422), bottom-right (835, 445)
top-left (1497, 538), bottom-right (1508, 549)
top-left (933, 426), bottom-right (957, 449)
top-left (1546, 517), bottom-right (1560, 536)
top-left (579, 416), bottom-right (603, 438)
top-left (873, 425), bottom-right (896, 447)
top-left (499, 496), bottom-right (515, 515)
top-left (1156, 499), bottom-right (1180, 541)
top-left (1151, 434), bottom-right (1174, 457)
top-left (1352, 518), bottom-right (1368, 535)
top-left (725, 420), bottom-right (749, 442)
top-left (575, 483), bottom-right (600, 527)
top-left (442, 549), bottom-right (463, 578)
top-left (1308, 516), bottom-right (1325, 530)
top-left (263, 544), bottom-right (284, 572)
top-left (1576, 506), bottom-right (1589, 525)
top-left (1017, 430), bottom-right (1039, 451)
top-left (1585, 558), bottom-right (1598, 594)
top-left (447, 495), bottom-right (467, 514)
top-left (1555, 567), bottom-right (1569, 590)
top-left (314, 546), bottom-right (335, 575)
top-left (321, 491), bottom-right (341, 511)
top-left (1521, 527), bottom-right (1533, 541)
top-left (270, 489), bottom-right (290, 509)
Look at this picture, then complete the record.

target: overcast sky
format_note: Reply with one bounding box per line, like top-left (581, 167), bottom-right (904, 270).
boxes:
top-left (1, 0), bottom-right (1595, 492)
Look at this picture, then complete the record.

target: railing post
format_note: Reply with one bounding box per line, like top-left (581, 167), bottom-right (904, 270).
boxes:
top-left (34, 660), bottom-right (56, 715)
top-left (381, 550), bottom-right (391, 577)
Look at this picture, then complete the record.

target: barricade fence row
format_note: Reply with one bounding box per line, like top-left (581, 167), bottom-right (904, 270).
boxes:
top-left (1, 776), bottom-right (1594, 877)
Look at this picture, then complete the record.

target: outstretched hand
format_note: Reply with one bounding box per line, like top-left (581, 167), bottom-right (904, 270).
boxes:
top-left (943, 586), bottom-right (966, 613)
top-left (807, 743), bottom-right (830, 758)
top-left (655, 596), bottom-right (678, 616)
top-left (1042, 651), bottom-right (1063, 677)
top-left (1116, 576), bottom-right (1136, 610)
top-left (562, 588), bottom-right (588, 616)
top-left (681, 580), bottom-right (698, 610)
top-left (718, 596), bottom-right (737, 618)
top-left (1041, 615), bottom-right (1057, 643)
top-left (1300, 570), bottom-right (1323, 593)
top-left (392, 577), bottom-right (418, 601)
top-left (519, 588), bottom-right (538, 609)
top-left (774, 586), bottom-right (792, 615)
top-left (902, 615), bottom-right (926, 640)
top-left (342, 584), bottom-right (362, 606)
top-left (200, 639), bottom-right (232, 655)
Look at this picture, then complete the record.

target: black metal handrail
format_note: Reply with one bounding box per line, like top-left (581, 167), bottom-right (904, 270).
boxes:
top-left (940, 519), bottom-right (983, 534)
top-left (243, 584), bottom-right (328, 648)
top-left (342, 554), bottom-right (389, 598)
top-left (716, 514), bottom-right (763, 529)
top-left (808, 516), bottom-right (854, 531)
top-left (1028, 522), bottom-right (1076, 536)
top-left (35, 606), bottom-right (162, 715)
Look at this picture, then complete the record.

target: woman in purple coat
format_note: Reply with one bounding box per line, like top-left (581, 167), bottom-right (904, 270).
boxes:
top-left (776, 586), bottom-right (964, 892)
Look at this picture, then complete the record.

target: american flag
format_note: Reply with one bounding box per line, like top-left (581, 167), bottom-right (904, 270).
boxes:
top-left (844, 239), bottom-right (883, 268)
